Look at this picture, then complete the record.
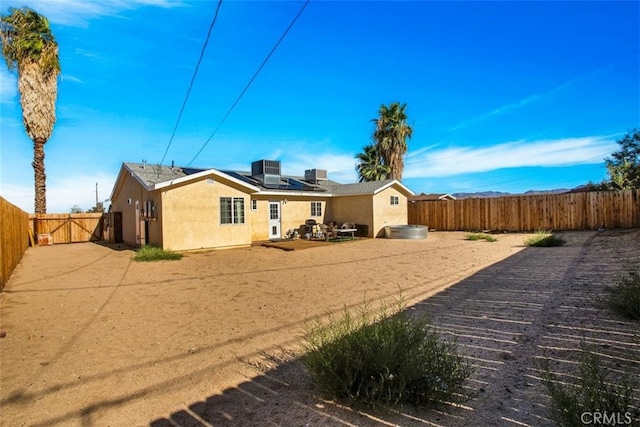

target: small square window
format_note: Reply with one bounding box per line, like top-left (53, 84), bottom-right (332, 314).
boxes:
top-left (311, 201), bottom-right (322, 217)
top-left (390, 196), bottom-right (399, 205)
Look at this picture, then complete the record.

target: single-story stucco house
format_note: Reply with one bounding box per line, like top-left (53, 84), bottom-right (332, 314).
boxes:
top-left (108, 160), bottom-right (414, 251)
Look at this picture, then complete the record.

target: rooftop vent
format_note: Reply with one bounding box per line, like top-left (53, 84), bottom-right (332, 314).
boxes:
top-left (251, 160), bottom-right (281, 185)
top-left (305, 169), bottom-right (328, 184)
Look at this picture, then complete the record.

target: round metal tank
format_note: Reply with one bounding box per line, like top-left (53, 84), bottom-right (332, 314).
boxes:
top-left (384, 225), bottom-right (428, 239)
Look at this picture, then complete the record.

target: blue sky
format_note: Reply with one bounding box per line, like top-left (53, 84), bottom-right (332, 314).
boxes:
top-left (1, 0), bottom-right (638, 213)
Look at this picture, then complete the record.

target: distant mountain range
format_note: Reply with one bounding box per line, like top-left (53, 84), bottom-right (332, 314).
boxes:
top-left (452, 188), bottom-right (572, 199)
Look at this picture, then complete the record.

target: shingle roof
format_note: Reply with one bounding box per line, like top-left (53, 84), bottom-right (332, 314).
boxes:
top-left (123, 162), bottom-right (412, 196)
top-left (124, 162), bottom-right (203, 186)
top-left (329, 180), bottom-right (396, 195)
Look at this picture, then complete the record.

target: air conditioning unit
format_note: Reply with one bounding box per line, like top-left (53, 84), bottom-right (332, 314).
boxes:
top-left (252, 160), bottom-right (282, 186)
top-left (305, 169), bottom-right (328, 183)
top-left (252, 160), bottom-right (281, 176)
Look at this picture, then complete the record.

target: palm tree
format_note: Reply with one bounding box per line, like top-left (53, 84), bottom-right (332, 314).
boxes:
top-left (355, 144), bottom-right (390, 182)
top-left (1, 7), bottom-right (60, 213)
top-left (372, 102), bottom-right (413, 181)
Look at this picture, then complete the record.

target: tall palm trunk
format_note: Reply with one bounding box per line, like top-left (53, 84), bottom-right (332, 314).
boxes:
top-left (33, 138), bottom-right (46, 213)
top-left (18, 58), bottom-right (57, 214)
top-left (380, 143), bottom-right (404, 181)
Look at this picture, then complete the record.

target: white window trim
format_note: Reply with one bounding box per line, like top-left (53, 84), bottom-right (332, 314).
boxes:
top-left (311, 201), bottom-right (322, 217)
top-left (251, 199), bottom-right (257, 211)
top-left (220, 197), bottom-right (245, 225)
top-left (390, 195), bottom-right (399, 206)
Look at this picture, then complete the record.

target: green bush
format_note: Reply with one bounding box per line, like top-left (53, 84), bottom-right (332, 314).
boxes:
top-left (465, 232), bottom-right (498, 242)
top-left (303, 301), bottom-right (473, 409)
top-left (134, 245), bottom-right (183, 262)
top-left (524, 230), bottom-right (566, 247)
top-left (541, 342), bottom-right (638, 427)
top-left (605, 270), bottom-right (640, 320)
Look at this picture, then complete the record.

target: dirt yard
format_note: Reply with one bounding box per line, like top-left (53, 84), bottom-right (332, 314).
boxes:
top-left (1, 231), bottom-right (638, 426)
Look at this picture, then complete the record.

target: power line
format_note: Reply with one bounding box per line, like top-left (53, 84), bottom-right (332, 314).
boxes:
top-left (159, 0), bottom-right (223, 167)
top-left (186, 0), bottom-right (311, 167)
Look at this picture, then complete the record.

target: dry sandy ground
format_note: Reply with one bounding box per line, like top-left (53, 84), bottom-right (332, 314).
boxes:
top-left (1, 231), bottom-right (638, 427)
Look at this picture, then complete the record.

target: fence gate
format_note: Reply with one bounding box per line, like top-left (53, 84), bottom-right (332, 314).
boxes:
top-left (32, 213), bottom-right (104, 244)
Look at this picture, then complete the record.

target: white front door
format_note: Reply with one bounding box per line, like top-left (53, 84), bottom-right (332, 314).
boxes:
top-left (268, 201), bottom-right (281, 239)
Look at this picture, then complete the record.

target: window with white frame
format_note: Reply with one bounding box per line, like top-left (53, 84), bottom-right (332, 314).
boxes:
top-left (220, 197), bottom-right (245, 224)
top-left (311, 201), bottom-right (322, 217)
top-left (251, 199), bottom-right (257, 210)
top-left (390, 195), bottom-right (399, 205)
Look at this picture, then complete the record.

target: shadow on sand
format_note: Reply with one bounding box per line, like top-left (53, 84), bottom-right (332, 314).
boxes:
top-left (149, 230), bottom-right (640, 426)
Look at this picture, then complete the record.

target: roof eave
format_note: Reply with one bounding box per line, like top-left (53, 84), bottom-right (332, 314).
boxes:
top-left (369, 180), bottom-right (415, 196)
top-left (152, 168), bottom-right (260, 193)
top-left (256, 190), bottom-right (333, 197)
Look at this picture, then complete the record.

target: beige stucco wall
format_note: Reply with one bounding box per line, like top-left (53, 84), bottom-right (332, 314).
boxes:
top-left (250, 196), bottom-right (329, 241)
top-left (371, 186), bottom-right (409, 237)
top-left (145, 189), bottom-right (163, 247)
top-left (161, 176), bottom-right (253, 251)
top-left (327, 195), bottom-right (374, 236)
top-left (326, 186), bottom-right (409, 238)
top-left (110, 170), bottom-right (149, 247)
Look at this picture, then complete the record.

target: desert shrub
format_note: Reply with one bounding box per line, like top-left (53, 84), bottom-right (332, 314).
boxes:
top-left (134, 245), bottom-right (183, 262)
top-left (303, 301), bottom-right (473, 409)
top-left (604, 270), bottom-right (640, 320)
top-left (541, 341), bottom-right (638, 427)
top-left (524, 230), bottom-right (566, 247)
top-left (465, 232), bottom-right (497, 242)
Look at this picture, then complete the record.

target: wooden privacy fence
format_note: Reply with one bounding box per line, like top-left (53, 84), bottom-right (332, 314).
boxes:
top-left (408, 190), bottom-right (640, 231)
top-left (30, 213), bottom-right (105, 244)
top-left (1, 197), bottom-right (29, 291)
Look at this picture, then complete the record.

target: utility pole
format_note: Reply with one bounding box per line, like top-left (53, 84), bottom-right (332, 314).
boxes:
top-left (95, 182), bottom-right (99, 208)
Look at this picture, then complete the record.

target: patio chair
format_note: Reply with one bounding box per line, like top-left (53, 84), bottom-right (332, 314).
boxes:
top-left (323, 221), bottom-right (339, 241)
top-left (301, 219), bottom-right (317, 239)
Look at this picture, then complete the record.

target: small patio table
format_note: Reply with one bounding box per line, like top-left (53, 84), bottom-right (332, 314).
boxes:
top-left (337, 228), bottom-right (357, 238)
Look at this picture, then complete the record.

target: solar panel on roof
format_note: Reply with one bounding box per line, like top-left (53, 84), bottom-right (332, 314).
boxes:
top-left (219, 170), bottom-right (327, 192)
top-left (220, 170), bottom-right (261, 186)
top-left (181, 167), bottom-right (206, 175)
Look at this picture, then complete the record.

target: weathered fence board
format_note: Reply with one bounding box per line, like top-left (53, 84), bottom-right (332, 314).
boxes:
top-left (408, 190), bottom-right (640, 231)
top-left (1, 197), bottom-right (29, 291)
top-left (30, 213), bottom-right (104, 244)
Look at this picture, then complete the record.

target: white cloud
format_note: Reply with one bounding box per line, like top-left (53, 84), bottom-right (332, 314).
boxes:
top-left (1, 172), bottom-right (117, 213)
top-left (274, 134), bottom-right (618, 184)
top-left (268, 138), bottom-right (358, 183)
top-left (3, 0), bottom-right (188, 27)
top-left (61, 74), bottom-right (84, 84)
top-left (404, 135), bottom-right (618, 179)
top-left (282, 152), bottom-right (358, 184)
top-left (211, 135), bottom-right (618, 185)
top-left (0, 183), bottom-right (33, 212)
top-left (209, 137), bottom-right (360, 184)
